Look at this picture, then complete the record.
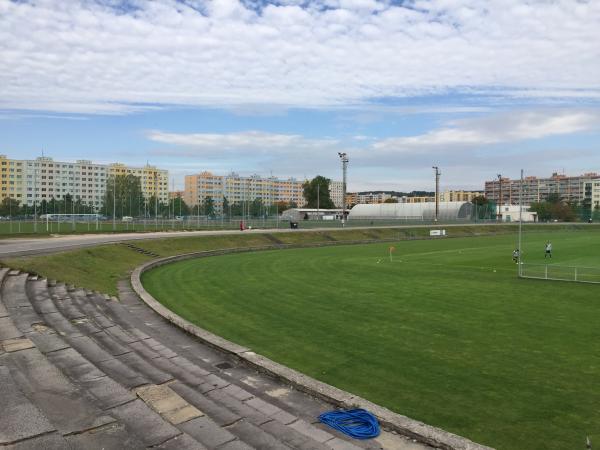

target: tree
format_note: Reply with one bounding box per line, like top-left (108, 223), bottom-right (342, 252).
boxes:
top-left (202, 196), bottom-right (215, 217)
top-left (249, 198), bottom-right (264, 217)
top-left (303, 176), bottom-right (335, 209)
top-left (103, 174), bottom-right (143, 218)
top-left (593, 204), bottom-right (600, 221)
top-left (222, 197), bottom-right (229, 217)
top-left (471, 195), bottom-right (495, 220)
top-left (170, 196), bottom-right (190, 217)
top-left (530, 197), bottom-right (577, 222)
top-left (0, 197), bottom-right (20, 217)
top-left (383, 198), bottom-right (398, 203)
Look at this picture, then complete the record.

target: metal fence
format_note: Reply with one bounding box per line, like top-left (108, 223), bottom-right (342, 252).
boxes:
top-left (0, 215), bottom-right (498, 237)
top-left (519, 263), bottom-right (600, 284)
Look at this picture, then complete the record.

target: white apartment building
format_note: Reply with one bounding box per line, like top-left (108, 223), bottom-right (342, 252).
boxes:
top-left (22, 157), bottom-right (108, 207)
top-left (329, 180), bottom-right (344, 208)
top-left (1, 155), bottom-right (169, 209)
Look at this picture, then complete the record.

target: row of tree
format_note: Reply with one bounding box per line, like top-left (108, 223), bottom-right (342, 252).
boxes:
top-left (471, 193), bottom-right (599, 222)
top-left (0, 174), bottom-right (303, 219)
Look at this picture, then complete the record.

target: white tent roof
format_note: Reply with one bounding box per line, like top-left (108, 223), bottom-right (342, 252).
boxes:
top-left (348, 201), bottom-right (473, 220)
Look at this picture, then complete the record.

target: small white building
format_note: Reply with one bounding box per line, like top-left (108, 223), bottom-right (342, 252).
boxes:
top-left (280, 208), bottom-right (344, 222)
top-left (497, 205), bottom-right (537, 222)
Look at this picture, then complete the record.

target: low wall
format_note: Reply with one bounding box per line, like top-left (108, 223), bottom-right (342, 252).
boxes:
top-left (131, 243), bottom-right (494, 450)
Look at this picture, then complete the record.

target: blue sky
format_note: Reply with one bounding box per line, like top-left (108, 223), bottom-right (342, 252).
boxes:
top-left (1, 0), bottom-right (600, 192)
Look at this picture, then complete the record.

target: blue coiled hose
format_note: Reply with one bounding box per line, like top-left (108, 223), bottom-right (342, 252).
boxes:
top-left (318, 408), bottom-right (380, 439)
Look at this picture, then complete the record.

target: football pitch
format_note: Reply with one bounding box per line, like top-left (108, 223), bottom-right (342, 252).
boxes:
top-left (142, 228), bottom-right (600, 450)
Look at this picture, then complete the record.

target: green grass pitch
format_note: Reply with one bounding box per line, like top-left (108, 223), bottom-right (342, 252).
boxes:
top-left (142, 229), bottom-right (600, 450)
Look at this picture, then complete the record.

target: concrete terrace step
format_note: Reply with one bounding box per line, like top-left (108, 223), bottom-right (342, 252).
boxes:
top-left (0, 272), bottom-right (208, 449)
top-left (0, 270), bottom-right (429, 450)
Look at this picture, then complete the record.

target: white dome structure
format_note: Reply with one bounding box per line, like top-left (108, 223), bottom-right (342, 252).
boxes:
top-left (348, 201), bottom-right (474, 221)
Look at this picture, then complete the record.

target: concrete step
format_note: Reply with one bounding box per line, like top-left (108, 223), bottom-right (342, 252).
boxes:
top-left (3, 275), bottom-right (213, 449)
top-left (73, 290), bottom-right (356, 450)
top-left (22, 278), bottom-right (263, 448)
top-left (3, 272), bottom-right (419, 449)
top-left (5, 346), bottom-right (116, 436)
top-left (0, 363), bottom-right (56, 445)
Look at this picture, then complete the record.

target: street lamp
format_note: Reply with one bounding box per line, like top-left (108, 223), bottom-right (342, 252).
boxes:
top-left (338, 152), bottom-right (349, 226)
top-left (432, 166), bottom-right (441, 222)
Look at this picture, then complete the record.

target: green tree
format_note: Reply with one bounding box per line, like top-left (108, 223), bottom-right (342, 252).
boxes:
top-left (249, 198), bottom-right (264, 217)
top-left (471, 195), bottom-right (495, 220)
top-left (303, 176), bottom-right (335, 209)
top-left (383, 198), bottom-right (398, 203)
top-left (222, 197), bottom-right (230, 217)
top-left (170, 196), bottom-right (190, 217)
top-left (202, 196), bottom-right (215, 217)
top-left (103, 174), bottom-right (143, 218)
top-left (529, 202), bottom-right (551, 222)
top-left (0, 197), bottom-right (20, 217)
top-left (593, 204), bottom-right (600, 221)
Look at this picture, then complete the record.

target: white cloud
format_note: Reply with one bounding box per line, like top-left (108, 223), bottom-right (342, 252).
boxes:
top-left (147, 130), bottom-right (339, 153)
top-left (372, 110), bottom-right (600, 152)
top-left (145, 108), bottom-right (600, 191)
top-left (1, 0), bottom-right (600, 113)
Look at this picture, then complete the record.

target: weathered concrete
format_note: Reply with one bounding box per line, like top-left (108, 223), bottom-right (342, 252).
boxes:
top-left (135, 384), bottom-right (204, 425)
top-left (0, 365), bottom-right (56, 445)
top-left (1, 338), bottom-right (34, 353)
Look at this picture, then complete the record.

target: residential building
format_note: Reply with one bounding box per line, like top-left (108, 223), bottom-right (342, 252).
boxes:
top-left (485, 173), bottom-right (600, 205)
top-left (400, 196), bottom-right (435, 203)
top-left (108, 163), bottom-right (168, 204)
top-left (439, 190), bottom-right (483, 202)
top-left (346, 192), bottom-right (399, 205)
top-left (22, 157), bottom-right (108, 208)
top-left (329, 181), bottom-right (344, 208)
top-left (184, 171), bottom-right (307, 212)
top-left (0, 155), bottom-right (169, 209)
top-left (0, 155), bottom-right (25, 203)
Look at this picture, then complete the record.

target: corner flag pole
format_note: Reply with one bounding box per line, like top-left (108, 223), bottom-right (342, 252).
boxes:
top-left (518, 169), bottom-right (523, 276)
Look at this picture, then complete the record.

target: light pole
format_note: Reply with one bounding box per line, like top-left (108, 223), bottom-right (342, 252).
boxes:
top-left (33, 159), bottom-right (37, 233)
top-left (338, 152), bottom-right (349, 227)
top-left (112, 174), bottom-right (116, 231)
top-left (518, 169), bottom-right (523, 276)
top-left (317, 183), bottom-right (320, 220)
top-left (432, 166), bottom-right (441, 222)
top-left (497, 173), bottom-right (502, 222)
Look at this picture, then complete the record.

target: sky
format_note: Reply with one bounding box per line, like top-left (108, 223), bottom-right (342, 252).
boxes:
top-left (1, 0), bottom-right (600, 192)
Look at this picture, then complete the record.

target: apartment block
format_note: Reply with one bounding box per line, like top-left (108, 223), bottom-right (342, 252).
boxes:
top-left (0, 155), bottom-right (25, 203)
top-left (108, 163), bottom-right (169, 204)
top-left (400, 196), bottom-right (435, 203)
top-left (439, 190), bottom-right (484, 202)
top-left (184, 172), bottom-right (307, 212)
top-left (485, 173), bottom-right (600, 205)
top-left (346, 192), bottom-right (399, 205)
top-left (329, 180), bottom-right (344, 208)
top-left (0, 155), bottom-right (169, 208)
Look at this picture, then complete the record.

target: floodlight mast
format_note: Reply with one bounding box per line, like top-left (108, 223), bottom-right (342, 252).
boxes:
top-left (338, 152), bottom-right (349, 227)
top-left (497, 173), bottom-right (502, 221)
top-left (518, 169), bottom-right (523, 276)
top-left (432, 166), bottom-right (441, 222)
